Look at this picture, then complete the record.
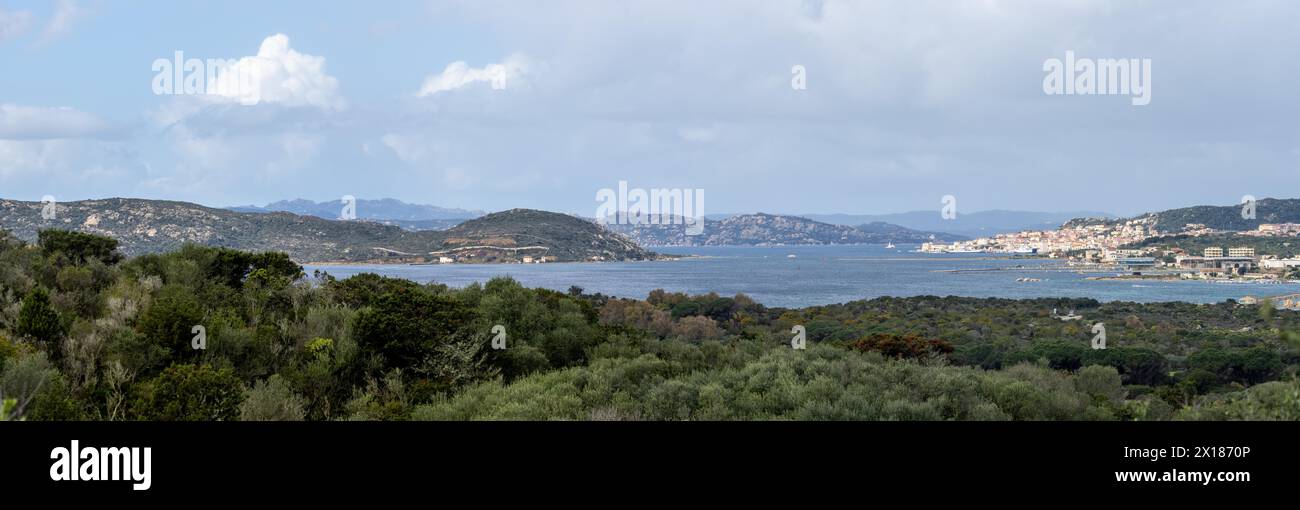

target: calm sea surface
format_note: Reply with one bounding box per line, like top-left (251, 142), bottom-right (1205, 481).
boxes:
top-left (304, 245), bottom-right (1300, 308)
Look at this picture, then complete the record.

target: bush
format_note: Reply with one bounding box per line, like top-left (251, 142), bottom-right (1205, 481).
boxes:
top-left (343, 370), bottom-right (410, 421)
top-left (27, 371), bottom-right (83, 420)
top-left (132, 364), bottom-right (244, 421)
top-left (1179, 378), bottom-right (1300, 420)
top-left (850, 333), bottom-right (954, 360)
top-left (1187, 347), bottom-right (1282, 386)
top-left (353, 285), bottom-right (475, 371)
top-left (38, 230), bottom-right (122, 265)
top-left (135, 284), bottom-right (205, 361)
top-left (0, 351), bottom-right (70, 420)
top-left (282, 336), bottom-right (361, 420)
top-left (1240, 348), bottom-right (1283, 384)
top-left (471, 277), bottom-right (604, 379)
top-left (240, 374), bottom-right (306, 421)
top-left (412, 344), bottom-right (1117, 421)
top-left (1075, 365), bottom-right (1126, 402)
top-left (598, 299), bottom-right (672, 337)
top-left (326, 273), bottom-right (424, 308)
top-left (17, 287), bottom-right (64, 354)
top-left (0, 335), bottom-right (21, 371)
top-left (1085, 347), bottom-right (1168, 386)
top-left (670, 315), bottom-right (723, 341)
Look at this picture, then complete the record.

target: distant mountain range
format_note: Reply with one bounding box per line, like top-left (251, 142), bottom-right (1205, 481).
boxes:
top-left (0, 198), bottom-right (653, 263)
top-left (230, 199), bottom-right (1106, 240)
top-left (603, 213), bottom-right (966, 246)
top-left (228, 198), bottom-right (970, 248)
top-left (226, 197), bottom-right (1107, 240)
top-left (228, 198), bottom-right (483, 229)
top-left (9, 196), bottom-right (1297, 262)
top-left (801, 210), bottom-right (1116, 238)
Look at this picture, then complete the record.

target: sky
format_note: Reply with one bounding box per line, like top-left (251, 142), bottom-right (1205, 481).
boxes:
top-left (1, 0), bottom-right (1298, 217)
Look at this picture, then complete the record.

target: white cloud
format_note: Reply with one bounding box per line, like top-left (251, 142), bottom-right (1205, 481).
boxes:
top-left (38, 0), bottom-right (90, 44)
top-left (0, 8), bottom-right (33, 41)
top-left (205, 34), bottom-right (346, 110)
top-left (0, 104), bottom-right (111, 140)
top-left (126, 34), bottom-right (346, 204)
top-left (416, 54), bottom-right (531, 96)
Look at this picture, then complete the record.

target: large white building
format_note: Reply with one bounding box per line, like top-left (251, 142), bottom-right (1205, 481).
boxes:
top-left (1261, 259), bottom-right (1300, 270)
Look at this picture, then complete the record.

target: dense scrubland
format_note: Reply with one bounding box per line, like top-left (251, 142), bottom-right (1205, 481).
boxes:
top-left (2, 229), bottom-right (1298, 421)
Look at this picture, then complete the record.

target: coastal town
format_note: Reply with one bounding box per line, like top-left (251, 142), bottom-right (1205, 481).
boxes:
top-left (920, 219), bottom-right (1300, 283)
top-left (920, 216), bottom-right (1159, 255)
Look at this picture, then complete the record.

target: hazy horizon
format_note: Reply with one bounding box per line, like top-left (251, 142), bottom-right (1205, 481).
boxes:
top-left (3, 192), bottom-right (1130, 219)
top-left (18, 192), bottom-right (1300, 221)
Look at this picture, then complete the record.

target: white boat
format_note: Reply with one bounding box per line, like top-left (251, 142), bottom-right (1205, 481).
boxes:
top-left (787, 254), bottom-right (797, 259)
top-left (885, 242), bottom-right (896, 249)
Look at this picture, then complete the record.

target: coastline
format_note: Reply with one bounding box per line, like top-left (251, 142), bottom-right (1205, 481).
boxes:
top-left (302, 254), bottom-right (684, 266)
top-left (302, 245), bottom-right (1300, 308)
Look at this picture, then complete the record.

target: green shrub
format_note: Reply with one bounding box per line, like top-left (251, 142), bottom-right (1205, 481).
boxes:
top-left (17, 287), bottom-right (64, 354)
top-left (132, 364), bottom-right (244, 421)
top-left (240, 374), bottom-right (306, 421)
top-left (38, 230), bottom-right (122, 265)
top-left (135, 284), bottom-right (204, 361)
top-left (1179, 378), bottom-right (1300, 420)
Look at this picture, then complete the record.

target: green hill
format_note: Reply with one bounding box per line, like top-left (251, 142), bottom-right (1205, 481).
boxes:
top-left (433, 208), bottom-right (655, 262)
top-left (1147, 198), bottom-right (1300, 232)
top-left (0, 199), bottom-right (655, 263)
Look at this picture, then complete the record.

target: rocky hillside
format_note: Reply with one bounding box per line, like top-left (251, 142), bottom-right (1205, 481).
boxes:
top-left (435, 209), bottom-right (656, 262)
top-left (705, 214), bottom-right (870, 245)
top-left (605, 213), bottom-right (964, 246)
top-left (0, 198), bottom-right (655, 263)
top-left (1062, 198), bottom-right (1300, 234)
